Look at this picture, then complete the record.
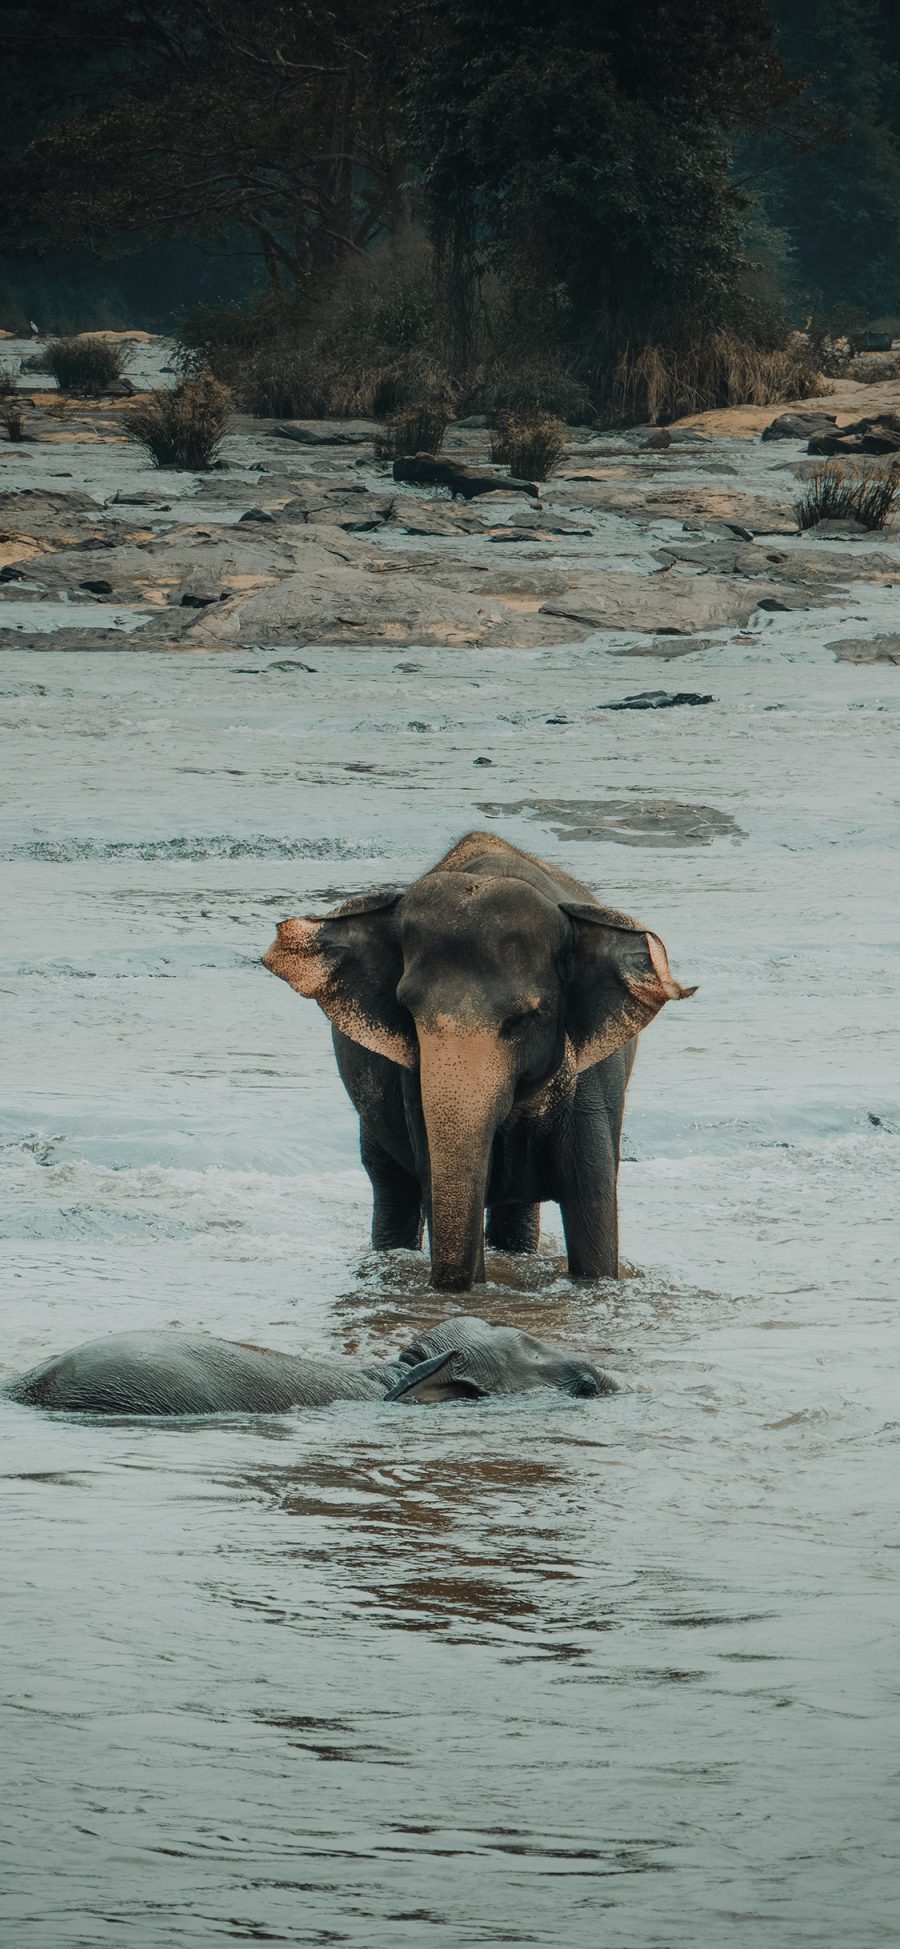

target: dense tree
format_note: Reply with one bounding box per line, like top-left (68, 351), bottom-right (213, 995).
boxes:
top-left (0, 1), bottom-right (406, 287)
top-left (6, 0), bottom-right (898, 354)
top-left (405, 0), bottom-right (799, 360)
top-left (761, 0), bottom-right (900, 318)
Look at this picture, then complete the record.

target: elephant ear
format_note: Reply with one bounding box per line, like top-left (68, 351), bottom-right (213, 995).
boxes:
top-left (262, 891), bottom-right (416, 1068)
top-left (386, 1350), bottom-right (487, 1404)
top-left (561, 903), bottom-right (696, 1073)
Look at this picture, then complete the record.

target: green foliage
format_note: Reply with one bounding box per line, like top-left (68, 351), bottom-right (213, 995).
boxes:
top-left (489, 414), bottom-right (567, 479)
top-left (45, 335), bottom-right (126, 395)
top-left (124, 374), bottom-right (231, 469)
top-left (794, 460), bottom-right (898, 531)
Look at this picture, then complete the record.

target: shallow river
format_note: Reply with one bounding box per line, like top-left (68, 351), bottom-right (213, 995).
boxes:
top-left (1, 624), bottom-right (898, 1946)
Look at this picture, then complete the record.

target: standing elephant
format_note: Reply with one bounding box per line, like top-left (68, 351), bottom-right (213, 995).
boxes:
top-left (263, 832), bottom-right (694, 1291)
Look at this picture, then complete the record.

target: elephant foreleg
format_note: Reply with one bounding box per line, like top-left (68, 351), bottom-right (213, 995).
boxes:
top-left (486, 1201), bottom-right (541, 1253)
top-left (360, 1130), bottom-right (424, 1250)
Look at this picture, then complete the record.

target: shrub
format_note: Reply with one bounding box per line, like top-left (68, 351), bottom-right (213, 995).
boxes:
top-left (365, 351), bottom-right (451, 418)
top-left (124, 373), bottom-right (232, 470)
top-left (45, 335), bottom-right (126, 396)
top-left (489, 413), bottom-right (567, 480)
top-left (0, 361), bottom-right (18, 397)
top-left (478, 366), bottom-right (592, 424)
top-left (374, 403), bottom-right (450, 459)
top-left (0, 399), bottom-right (26, 441)
top-left (241, 343), bottom-right (331, 418)
top-left (794, 461), bottom-right (899, 533)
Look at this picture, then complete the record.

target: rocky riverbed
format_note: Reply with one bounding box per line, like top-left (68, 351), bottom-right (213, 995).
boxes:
top-left (1, 339), bottom-right (899, 1949)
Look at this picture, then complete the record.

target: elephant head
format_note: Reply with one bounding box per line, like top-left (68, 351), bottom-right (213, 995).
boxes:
top-left (386, 1316), bottom-right (619, 1401)
top-left (263, 862), bottom-right (693, 1290)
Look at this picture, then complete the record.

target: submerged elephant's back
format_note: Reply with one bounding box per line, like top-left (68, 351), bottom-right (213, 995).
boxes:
top-left (5, 1331), bottom-right (392, 1415)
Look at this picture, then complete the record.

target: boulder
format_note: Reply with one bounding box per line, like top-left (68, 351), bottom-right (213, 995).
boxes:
top-left (762, 412), bottom-right (838, 442)
top-left (807, 413), bottom-right (900, 456)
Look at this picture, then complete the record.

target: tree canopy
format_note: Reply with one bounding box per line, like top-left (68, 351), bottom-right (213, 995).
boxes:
top-left (1, 2), bottom-right (406, 285)
top-left (2, 0), bottom-right (898, 342)
top-left (406, 0), bottom-right (797, 356)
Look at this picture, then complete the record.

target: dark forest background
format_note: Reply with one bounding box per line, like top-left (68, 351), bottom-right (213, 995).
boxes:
top-left (3, 1), bottom-right (900, 419)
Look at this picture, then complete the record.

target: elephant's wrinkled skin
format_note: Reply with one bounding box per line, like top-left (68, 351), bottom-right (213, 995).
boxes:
top-left (387, 1316), bottom-right (618, 1403)
top-left (5, 1318), bottom-right (617, 1415)
top-left (264, 831), bottom-right (695, 1292)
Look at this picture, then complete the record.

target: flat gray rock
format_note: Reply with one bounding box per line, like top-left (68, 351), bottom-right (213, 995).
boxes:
top-left (551, 480), bottom-right (797, 534)
top-left (540, 571), bottom-right (791, 634)
top-left (829, 634), bottom-right (900, 663)
top-left (478, 796), bottom-right (745, 847)
top-left (186, 562), bottom-right (578, 649)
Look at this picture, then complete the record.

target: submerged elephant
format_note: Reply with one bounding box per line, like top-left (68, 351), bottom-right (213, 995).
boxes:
top-left (264, 831), bottom-right (694, 1291)
top-left (4, 1318), bottom-right (616, 1415)
top-left (386, 1316), bottom-right (618, 1403)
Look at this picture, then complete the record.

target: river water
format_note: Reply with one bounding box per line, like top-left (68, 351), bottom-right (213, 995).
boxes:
top-left (1, 573), bottom-right (899, 1943)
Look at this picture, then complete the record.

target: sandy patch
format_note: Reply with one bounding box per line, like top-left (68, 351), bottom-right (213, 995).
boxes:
top-left (673, 377), bottom-right (900, 439)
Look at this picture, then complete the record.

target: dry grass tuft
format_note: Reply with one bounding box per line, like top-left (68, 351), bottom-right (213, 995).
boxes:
top-left (374, 402), bottom-right (450, 459)
top-left (0, 399), bottom-right (27, 441)
top-left (794, 461), bottom-right (899, 532)
top-left (489, 413), bottom-right (567, 480)
top-left (605, 332), bottom-right (821, 426)
top-left (45, 335), bottom-right (126, 396)
top-left (240, 344), bottom-right (331, 419)
top-left (124, 373), bottom-right (232, 470)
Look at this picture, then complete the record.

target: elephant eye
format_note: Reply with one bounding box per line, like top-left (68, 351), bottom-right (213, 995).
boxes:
top-left (501, 1006), bottom-right (539, 1036)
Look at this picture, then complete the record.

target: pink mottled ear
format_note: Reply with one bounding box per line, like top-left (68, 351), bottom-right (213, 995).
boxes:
top-left (561, 904), bottom-right (696, 1072)
top-left (262, 893), bottom-right (416, 1068)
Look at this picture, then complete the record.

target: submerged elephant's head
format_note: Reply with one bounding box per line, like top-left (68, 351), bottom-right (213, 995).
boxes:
top-left (387, 1316), bottom-right (619, 1402)
top-left (264, 865), bottom-right (692, 1290)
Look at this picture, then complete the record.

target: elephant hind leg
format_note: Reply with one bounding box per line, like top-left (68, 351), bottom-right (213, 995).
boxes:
top-left (486, 1201), bottom-right (541, 1254)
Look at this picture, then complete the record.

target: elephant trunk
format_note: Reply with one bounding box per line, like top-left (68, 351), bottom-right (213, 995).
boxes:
top-left (417, 1027), bottom-right (512, 1292)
